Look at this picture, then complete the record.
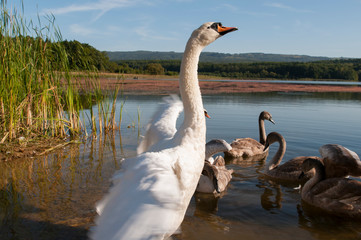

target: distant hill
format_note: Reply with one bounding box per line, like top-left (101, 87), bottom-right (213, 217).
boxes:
top-left (106, 51), bottom-right (331, 63)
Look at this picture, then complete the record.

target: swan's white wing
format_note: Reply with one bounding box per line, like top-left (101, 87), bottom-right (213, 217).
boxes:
top-left (91, 151), bottom-right (183, 240)
top-left (137, 95), bottom-right (183, 154)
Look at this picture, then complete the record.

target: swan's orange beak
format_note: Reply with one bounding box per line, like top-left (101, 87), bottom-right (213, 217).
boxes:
top-left (204, 111), bottom-right (211, 119)
top-left (218, 25), bottom-right (238, 36)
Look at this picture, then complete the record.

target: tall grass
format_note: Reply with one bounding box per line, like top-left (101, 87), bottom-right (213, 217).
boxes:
top-left (0, 1), bottom-right (70, 140)
top-left (0, 1), bottom-right (129, 142)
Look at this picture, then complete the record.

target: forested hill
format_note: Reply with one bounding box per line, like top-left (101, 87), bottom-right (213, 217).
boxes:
top-left (106, 51), bottom-right (331, 63)
top-left (6, 36), bottom-right (359, 81)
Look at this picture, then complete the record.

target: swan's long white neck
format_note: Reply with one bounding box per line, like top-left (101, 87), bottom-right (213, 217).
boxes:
top-left (178, 37), bottom-right (205, 135)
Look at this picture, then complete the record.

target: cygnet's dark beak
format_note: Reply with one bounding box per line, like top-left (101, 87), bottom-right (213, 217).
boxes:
top-left (269, 118), bottom-right (275, 124)
top-left (213, 178), bottom-right (221, 193)
top-left (263, 142), bottom-right (270, 151)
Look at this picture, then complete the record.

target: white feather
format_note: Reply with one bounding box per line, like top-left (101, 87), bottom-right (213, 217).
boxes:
top-left (137, 95), bottom-right (183, 155)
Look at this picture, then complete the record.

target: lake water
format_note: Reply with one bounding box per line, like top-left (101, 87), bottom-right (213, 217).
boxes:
top-left (203, 79), bottom-right (361, 86)
top-left (149, 78), bottom-right (361, 86)
top-left (1, 91), bottom-right (361, 239)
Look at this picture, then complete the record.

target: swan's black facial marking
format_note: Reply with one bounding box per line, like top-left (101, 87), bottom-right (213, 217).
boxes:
top-left (208, 22), bottom-right (222, 32)
top-left (209, 22), bottom-right (222, 30)
top-left (207, 22), bottom-right (238, 36)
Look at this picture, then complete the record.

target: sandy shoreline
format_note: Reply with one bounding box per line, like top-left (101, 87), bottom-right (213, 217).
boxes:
top-left (94, 75), bottom-right (361, 95)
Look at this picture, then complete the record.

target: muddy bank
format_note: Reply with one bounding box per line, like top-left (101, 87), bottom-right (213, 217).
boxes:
top-left (94, 77), bottom-right (361, 95)
top-left (0, 137), bottom-right (67, 161)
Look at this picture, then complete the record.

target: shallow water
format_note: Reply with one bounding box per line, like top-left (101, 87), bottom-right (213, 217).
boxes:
top-left (1, 92), bottom-right (361, 239)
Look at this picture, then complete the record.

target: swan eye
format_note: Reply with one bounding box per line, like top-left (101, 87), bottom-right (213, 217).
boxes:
top-left (210, 22), bottom-right (222, 31)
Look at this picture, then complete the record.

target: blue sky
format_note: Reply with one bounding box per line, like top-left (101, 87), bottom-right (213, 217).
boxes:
top-left (11, 0), bottom-right (361, 58)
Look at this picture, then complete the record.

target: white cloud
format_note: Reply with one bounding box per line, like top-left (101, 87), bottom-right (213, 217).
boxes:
top-left (217, 3), bottom-right (274, 17)
top-left (69, 24), bottom-right (96, 36)
top-left (221, 4), bottom-right (238, 12)
top-left (240, 10), bottom-right (276, 17)
top-left (106, 25), bottom-right (123, 33)
top-left (69, 23), bottom-right (126, 38)
top-left (134, 24), bottom-right (175, 41)
top-left (266, 3), bottom-right (292, 10)
top-left (42, 0), bottom-right (141, 21)
top-left (265, 2), bottom-right (313, 13)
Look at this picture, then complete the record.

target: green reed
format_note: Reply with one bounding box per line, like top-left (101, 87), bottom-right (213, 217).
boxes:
top-left (0, 1), bottom-right (69, 140)
top-left (0, 1), bottom-right (130, 142)
top-left (98, 81), bottom-right (121, 132)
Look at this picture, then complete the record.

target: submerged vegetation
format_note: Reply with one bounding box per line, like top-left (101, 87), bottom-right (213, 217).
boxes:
top-left (0, 1), bottom-right (129, 144)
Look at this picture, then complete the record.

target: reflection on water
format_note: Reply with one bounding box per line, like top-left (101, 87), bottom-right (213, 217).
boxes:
top-left (297, 202), bottom-right (361, 240)
top-left (1, 92), bottom-right (361, 239)
top-left (259, 182), bottom-right (283, 211)
top-left (0, 132), bottom-right (137, 240)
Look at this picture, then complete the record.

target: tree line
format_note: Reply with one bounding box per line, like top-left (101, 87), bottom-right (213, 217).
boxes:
top-left (8, 36), bottom-right (361, 81)
top-left (3, 36), bottom-right (118, 73)
top-left (116, 59), bottom-right (361, 81)
top-left (107, 50), bottom-right (331, 62)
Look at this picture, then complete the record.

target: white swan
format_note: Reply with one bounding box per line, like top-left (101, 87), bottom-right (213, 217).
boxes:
top-left (137, 95), bottom-right (183, 155)
top-left (263, 132), bottom-right (320, 182)
top-left (300, 157), bottom-right (361, 218)
top-left (137, 95), bottom-right (211, 155)
top-left (224, 111), bottom-right (275, 159)
top-left (196, 139), bottom-right (233, 194)
top-left (90, 22), bottom-right (237, 240)
top-left (319, 144), bottom-right (361, 178)
top-left (138, 100), bottom-right (221, 194)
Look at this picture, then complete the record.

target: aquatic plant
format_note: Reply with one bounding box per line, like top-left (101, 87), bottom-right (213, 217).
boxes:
top-left (0, 1), bottom-right (130, 142)
top-left (0, 0), bottom-right (69, 140)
